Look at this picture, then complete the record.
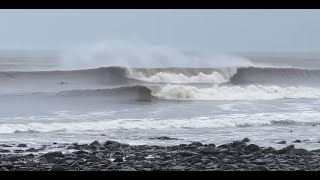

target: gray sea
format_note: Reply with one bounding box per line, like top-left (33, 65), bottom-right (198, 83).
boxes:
top-left (1, 49), bottom-right (320, 151)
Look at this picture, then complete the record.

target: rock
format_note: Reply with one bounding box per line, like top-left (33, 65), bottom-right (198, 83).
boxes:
top-left (292, 148), bottom-right (310, 156)
top-left (26, 154), bottom-right (34, 158)
top-left (40, 151), bottom-right (64, 158)
top-left (277, 141), bottom-right (286, 144)
top-left (225, 164), bottom-right (238, 170)
top-left (252, 159), bottom-right (267, 165)
top-left (26, 148), bottom-right (38, 152)
top-left (183, 155), bottom-right (203, 163)
top-left (293, 140), bottom-right (301, 143)
top-left (74, 150), bottom-right (89, 155)
top-left (149, 136), bottom-right (179, 140)
top-left (255, 165), bottom-right (269, 171)
top-left (208, 143), bottom-right (216, 147)
top-left (120, 143), bottom-right (130, 148)
top-left (14, 150), bottom-right (24, 153)
top-left (120, 167), bottom-right (137, 171)
top-left (263, 147), bottom-right (275, 153)
top-left (276, 145), bottom-right (295, 154)
top-left (17, 144), bottom-right (27, 147)
top-left (51, 165), bottom-right (65, 171)
top-left (101, 134), bottom-right (107, 136)
top-left (1, 144), bottom-right (12, 147)
top-left (0, 149), bottom-right (10, 153)
top-left (242, 137), bottom-right (251, 143)
top-left (231, 141), bottom-right (245, 148)
top-left (177, 151), bottom-right (200, 157)
top-left (190, 142), bottom-right (203, 147)
top-left (163, 155), bottom-right (173, 161)
top-left (90, 144), bottom-right (100, 150)
top-left (171, 165), bottom-right (187, 171)
top-left (113, 157), bottom-right (123, 162)
top-left (0, 163), bottom-right (14, 170)
top-left (310, 149), bottom-right (320, 153)
top-left (245, 144), bottom-right (260, 152)
top-left (5, 155), bottom-right (20, 162)
top-left (89, 140), bottom-right (100, 146)
top-left (200, 147), bottom-right (220, 155)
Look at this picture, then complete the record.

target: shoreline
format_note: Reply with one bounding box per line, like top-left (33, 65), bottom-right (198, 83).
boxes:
top-left (1, 137), bottom-right (320, 171)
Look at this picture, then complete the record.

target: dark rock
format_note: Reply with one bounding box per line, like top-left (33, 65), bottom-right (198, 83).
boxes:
top-left (14, 150), bottom-right (24, 153)
top-left (0, 163), bottom-right (14, 170)
top-left (101, 134), bottom-right (106, 136)
top-left (171, 165), bottom-right (187, 171)
top-left (120, 143), bottom-right (130, 148)
top-left (40, 151), bottom-right (64, 158)
top-left (292, 148), bottom-right (310, 156)
top-left (5, 155), bottom-right (20, 162)
top-left (51, 165), bottom-right (65, 171)
top-left (252, 159), bottom-right (267, 165)
top-left (183, 155), bottom-right (203, 163)
top-left (190, 142), bottom-right (203, 147)
top-left (310, 149), bottom-right (320, 153)
top-left (26, 148), bottom-right (38, 152)
top-left (17, 144), bottom-right (27, 147)
top-left (90, 144), bottom-right (100, 150)
top-left (208, 143), bottom-right (216, 148)
top-left (1, 144), bottom-right (12, 147)
top-left (105, 140), bottom-right (120, 146)
top-left (74, 150), bottom-right (89, 155)
top-left (113, 157), bottom-right (123, 162)
top-left (89, 140), bottom-right (100, 146)
top-left (200, 147), bottom-right (220, 155)
top-left (225, 164), bottom-right (238, 170)
top-left (263, 147), bottom-right (275, 153)
top-left (53, 142), bottom-right (57, 145)
top-left (26, 154), bottom-right (34, 158)
top-left (293, 140), bottom-right (301, 143)
top-left (149, 136), bottom-right (179, 140)
top-left (277, 141), bottom-right (286, 144)
top-left (242, 137), bottom-right (251, 142)
top-left (276, 145), bottom-right (295, 154)
top-left (231, 141), bottom-right (245, 148)
top-left (245, 144), bottom-right (260, 152)
top-left (0, 149), bottom-right (10, 153)
top-left (162, 155), bottom-right (173, 161)
top-left (177, 151), bottom-right (200, 157)
top-left (254, 165), bottom-right (269, 171)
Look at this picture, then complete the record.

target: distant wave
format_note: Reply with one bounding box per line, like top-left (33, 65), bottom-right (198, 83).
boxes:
top-left (2, 66), bottom-right (320, 101)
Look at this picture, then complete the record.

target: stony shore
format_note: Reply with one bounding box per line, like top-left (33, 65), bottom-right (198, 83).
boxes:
top-left (1, 137), bottom-right (320, 171)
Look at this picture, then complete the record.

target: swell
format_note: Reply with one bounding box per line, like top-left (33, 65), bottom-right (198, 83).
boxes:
top-left (56, 85), bottom-right (156, 102)
top-left (230, 67), bottom-right (320, 85)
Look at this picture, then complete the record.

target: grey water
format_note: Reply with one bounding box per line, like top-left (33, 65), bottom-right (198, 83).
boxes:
top-left (1, 50), bottom-right (320, 151)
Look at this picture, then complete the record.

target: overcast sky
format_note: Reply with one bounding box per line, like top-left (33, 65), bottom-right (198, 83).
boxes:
top-left (0, 9), bottom-right (320, 53)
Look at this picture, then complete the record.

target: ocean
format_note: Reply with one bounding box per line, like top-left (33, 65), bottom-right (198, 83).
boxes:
top-left (1, 48), bottom-right (320, 151)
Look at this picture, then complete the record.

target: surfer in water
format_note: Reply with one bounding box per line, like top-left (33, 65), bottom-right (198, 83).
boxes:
top-left (60, 81), bottom-right (69, 84)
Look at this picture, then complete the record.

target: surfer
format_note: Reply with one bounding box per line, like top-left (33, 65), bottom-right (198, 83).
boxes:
top-left (60, 81), bottom-right (69, 84)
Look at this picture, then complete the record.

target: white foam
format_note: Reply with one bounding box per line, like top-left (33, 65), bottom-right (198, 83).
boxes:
top-left (0, 112), bottom-right (320, 134)
top-left (154, 84), bottom-right (320, 100)
top-left (133, 71), bottom-right (230, 83)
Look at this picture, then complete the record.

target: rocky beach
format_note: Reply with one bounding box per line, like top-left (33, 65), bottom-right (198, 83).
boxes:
top-left (1, 137), bottom-right (320, 171)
